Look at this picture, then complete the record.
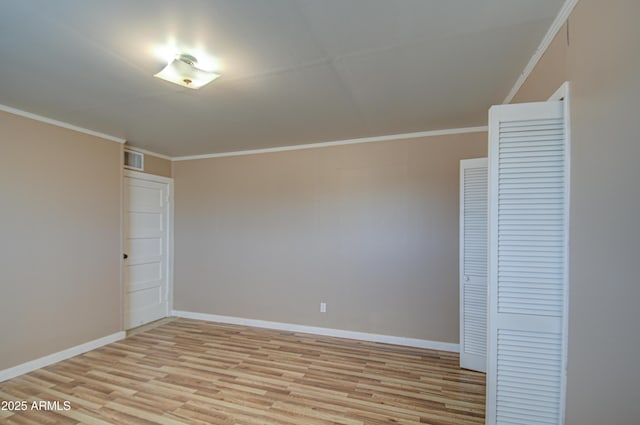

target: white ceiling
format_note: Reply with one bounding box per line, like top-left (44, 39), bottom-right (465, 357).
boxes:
top-left (0, 0), bottom-right (565, 157)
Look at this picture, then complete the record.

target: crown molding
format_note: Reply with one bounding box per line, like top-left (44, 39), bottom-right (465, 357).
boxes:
top-left (502, 0), bottom-right (579, 104)
top-left (171, 126), bottom-right (488, 161)
top-left (0, 104), bottom-right (125, 144)
top-left (1, 100), bottom-right (487, 160)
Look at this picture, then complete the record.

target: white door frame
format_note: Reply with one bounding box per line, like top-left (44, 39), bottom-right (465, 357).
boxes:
top-left (549, 81), bottom-right (571, 424)
top-left (122, 169), bottom-right (174, 328)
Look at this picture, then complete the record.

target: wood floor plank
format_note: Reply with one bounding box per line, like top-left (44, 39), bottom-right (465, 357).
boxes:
top-left (0, 318), bottom-right (485, 424)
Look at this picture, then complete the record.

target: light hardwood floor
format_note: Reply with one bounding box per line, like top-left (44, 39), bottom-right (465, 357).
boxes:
top-left (0, 318), bottom-right (485, 424)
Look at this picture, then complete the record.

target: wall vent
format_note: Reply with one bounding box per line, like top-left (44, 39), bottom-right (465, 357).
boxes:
top-left (124, 149), bottom-right (144, 171)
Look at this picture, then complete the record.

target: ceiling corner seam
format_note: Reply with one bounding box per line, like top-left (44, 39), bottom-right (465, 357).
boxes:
top-left (502, 0), bottom-right (579, 104)
top-left (0, 103), bottom-right (126, 144)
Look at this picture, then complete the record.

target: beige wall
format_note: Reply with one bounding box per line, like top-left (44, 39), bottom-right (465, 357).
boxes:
top-left (126, 148), bottom-right (172, 178)
top-left (512, 0), bottom-right (640, 423)
top-left (174, 132), bottom-right (487, 343)
top-left (0, 111), bottom-right (122, 371)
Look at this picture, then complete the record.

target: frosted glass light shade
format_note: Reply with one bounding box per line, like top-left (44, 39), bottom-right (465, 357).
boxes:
top-left (154, 55), bottom-right (220, 89)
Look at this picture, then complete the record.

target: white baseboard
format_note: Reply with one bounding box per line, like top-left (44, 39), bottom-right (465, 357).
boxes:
top-left (172, 310), bottom-right (459, 353)
top-left (0, 331), bottom-right (126, 382)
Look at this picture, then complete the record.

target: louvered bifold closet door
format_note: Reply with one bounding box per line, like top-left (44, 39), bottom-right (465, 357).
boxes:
top-left (460, 158), bottom-right (488, 372)
top-left (487, 101), bottom-right (568, 425)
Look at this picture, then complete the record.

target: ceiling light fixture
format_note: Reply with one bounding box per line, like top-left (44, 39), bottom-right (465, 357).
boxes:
top-left (154, 54), bottom-right (220, 89)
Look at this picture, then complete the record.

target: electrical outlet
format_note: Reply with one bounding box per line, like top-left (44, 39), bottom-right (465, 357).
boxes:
top-left (320, 302), bottom-right (327, 313)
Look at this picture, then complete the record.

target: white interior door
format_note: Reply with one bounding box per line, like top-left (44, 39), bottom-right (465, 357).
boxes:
top-left (487, 99), bottom-right (569, 424)
top-left (460, 158), bottom-right (488, 372)
top-left (124, 172), bottom-right (172, 329)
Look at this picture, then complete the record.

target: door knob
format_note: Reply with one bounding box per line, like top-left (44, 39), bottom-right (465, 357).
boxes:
top-left (123, 253), bottom-right (128, 259)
